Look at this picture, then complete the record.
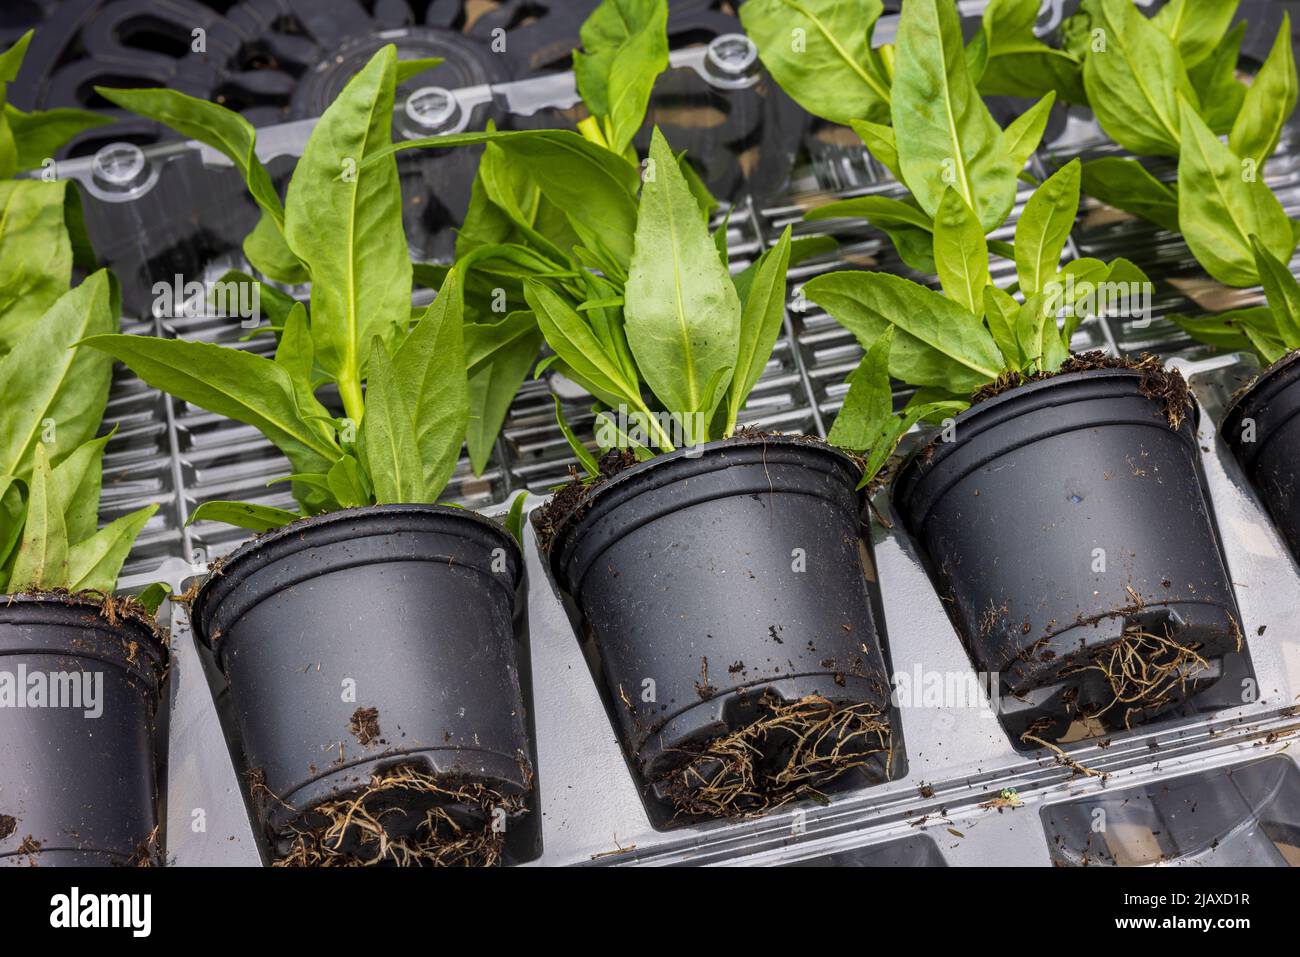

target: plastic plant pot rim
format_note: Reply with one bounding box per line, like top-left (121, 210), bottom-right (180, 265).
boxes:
top-left (190, 502), bottom-right (522, 653)
top-left (1220, 347), bottom-right (1300, 470)
top-left (892, 366), bottom-right (1201, 531)
top-left (0, 592), bottom-right (168, 690)
top-left (543, 433), bottom-right (863, 584)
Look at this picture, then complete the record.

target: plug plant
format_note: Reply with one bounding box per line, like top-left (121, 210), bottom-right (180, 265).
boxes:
top-left (1, 33), bottom-right (161, 609)
top-left (82, 47), bottom-right (473, 534)
top-left (805, 158), bottom-right (1148, 414)
top-left (742, 0), bottom-right (1057, 273)
top-left (985, 0), bottom-right (1298, 289)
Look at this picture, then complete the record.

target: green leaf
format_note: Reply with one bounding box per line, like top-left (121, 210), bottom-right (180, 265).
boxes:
top-left (372, 129), bottom-right (640, 269)
top-left (983, 285), bottom-right (1024, 368)
top-left (48, 432), bottom-right (111, 543)
top-left (188, 500), bottom-right (300, 533)
top-left (134, 582), bottom-right (171, 617)
top-left (1015, 158), bottom-right (1080, 296)
top-left (574, 0), bottom-right (669, 156)
top-left (504, 491), bottom-right (529, 546)
top-left (97, 86), bottom-right (285, 229)
top-left (283, 46), bottom-right (410, 399)
top-left (396, 57), bottom-right (443, 83)
top-left (3, 104), bottom-right (112, 171)
top-left (1187, 21), bottom-right (1246, 135)
top-left (804, 271), bottom-right (1003, 392)
top-left (360, 338), bottom-right (423, 504)
top-left (1081, 0), bottom-right (1196, 156)
top-left (1152, 0), bottom-right (1239, 69)
top-left (327, 455), bottom-right (368, 509)
top-left (0, 270), bottom-right (116, 481)
top-left (827, 327), bottom-right (896, 452)
top-left (467, 328), bottom-right (540, 476)
top-left (0, 31), bottom-right (32, 83)
top-left (77, 333), bottom-right (341, 478)
top-left (624, 128), bottom-right (740, 420)
top-left (740, 0), bottom-right (891, 126)
top-left (1079, 158), bottom-right (1180, 233)
top-left (933, 188), bottom-right (988, 315)
top-left (553, 395), bottom-right (600, 478)
top-left (978, 0), bottom-right (1085, 103)
top-left (243, 213), bottom-right (307, 285)
top-left (66, 504), bottom-right (158, 594)
top-left (1251, 236), bottom-right (1300, 351)
top-left (0, 475), bottom-right (24, 584)
top-left (1000, 92), bottom-right (1056, 172)
top-left (1168, 306), bottom-right (1271, 352)
top-left (805, 195), bottom-right (933, 232)
top-left (392, 267), bottom-right (471, 500)
top-left (1177, 98), bottom-right (1295, 287)
top-left (1229, 14), bottom-right (1296, 167)
top-left (0, 180), bottom-right (75, 355)
top-left (727, 226), bottom-right (791, 434)
top-left (8, 445), bottom-right (68, 592)
top-left (524, 280), bottom-right (640, 410)
top-left (892, 0), bottom-right (1017, 232)
top-left (849, 120), bottom-right (902, 182)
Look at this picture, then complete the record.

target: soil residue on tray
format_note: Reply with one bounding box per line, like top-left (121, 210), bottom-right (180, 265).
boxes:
top-left (657, 692), bottom-right (892, 820)
top-left (349, 706), bottom-right (382, 746)
top-left (970, 352), bottom-right (1192, 429)
top-left (124, 826), bottom-right (162, 867)
top-left (0, 814), bottom-right (15, 841)
top-left (274, 763), bottom-right (529, 867)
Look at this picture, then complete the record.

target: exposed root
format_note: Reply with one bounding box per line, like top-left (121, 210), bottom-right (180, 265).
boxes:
top-left (274, 764), bottom-right (526, 867)
top-left (123, 825), bottom-right (161, 867)
top-left (658, 693), bottom-right (892, 820)
top-left (1021, 721), bottom-right (1110, 781)
top-left (1062, 625), bottom-right (1210, 729)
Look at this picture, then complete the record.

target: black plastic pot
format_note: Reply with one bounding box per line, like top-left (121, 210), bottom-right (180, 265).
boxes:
top-left (545, 435), bottom-right (899, 827)
top-left (0, 595), bottom-right (167, 866)
top-left (190, 505), bottom-right (538, 865)
top-left (1222, 350), bottom-right (1300, 563)
top-left (894, 369), bottom-right (1244, 743)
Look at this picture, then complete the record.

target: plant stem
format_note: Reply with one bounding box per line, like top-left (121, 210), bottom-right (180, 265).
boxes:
top-left (339, 373), bottom-right (365, 426)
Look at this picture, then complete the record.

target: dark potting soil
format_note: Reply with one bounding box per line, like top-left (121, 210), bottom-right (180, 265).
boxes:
top-left (0, 814), bottom-right (15, 841)
top-left (970, 352), bottom-right (1193, 428)
top-left (348, 706), bottom-right (382, 746)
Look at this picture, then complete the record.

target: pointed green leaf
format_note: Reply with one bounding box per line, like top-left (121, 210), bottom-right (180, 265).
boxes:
top-left (624, 127), bottom-right (740, 417)
top-left (189, 500), bottom-right (300, 533)
top-left (933, 188), bottom-right (988, 315)
top-left (360, 338), bottom-right (423, 504)
top-left (1229, 15), bottom-right (1297, 167)
top-left (8, 445), bottom-right (68, 591)
top-left (66, 504), bottom-right (158, 594)
top-left (1015, 158), bottom-right (1080, 296)
top-left (728, 226), bottom-right (792, 434)
top-left (892, 0), bottom-right (1017, 232)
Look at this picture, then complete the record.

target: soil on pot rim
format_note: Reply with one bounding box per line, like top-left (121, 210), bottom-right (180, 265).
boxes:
top-left (657, 692), bottom-right (893, 821)
top-left (534, 430), bottom-right (860, 554)
top-left (1224, 347), bottom-right (1300, 409)
top-left (273, 763), bottom-right (530, 867)
top-left (970, 352), bottom-right (1193, 429)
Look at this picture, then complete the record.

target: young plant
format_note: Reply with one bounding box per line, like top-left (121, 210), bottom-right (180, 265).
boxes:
top-left (81, 47), bottom-right (473, 534)
top-left (986, 0), bottom-right (1298, 288)
top-left (0, 31), bottom-right (108, 356)
top-left (804, 159), bottom-right (1149, 423)
top-left (423, 0), bottom-right (677, 473)
top-left (1171, 238), bottom-right (1300, 366)
top-left (0, 34), bottom-right (161, 606)
top-left (742, 0), bottom-right (1057, 272)
top-left (0, 272), bottom-right (163, 606)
